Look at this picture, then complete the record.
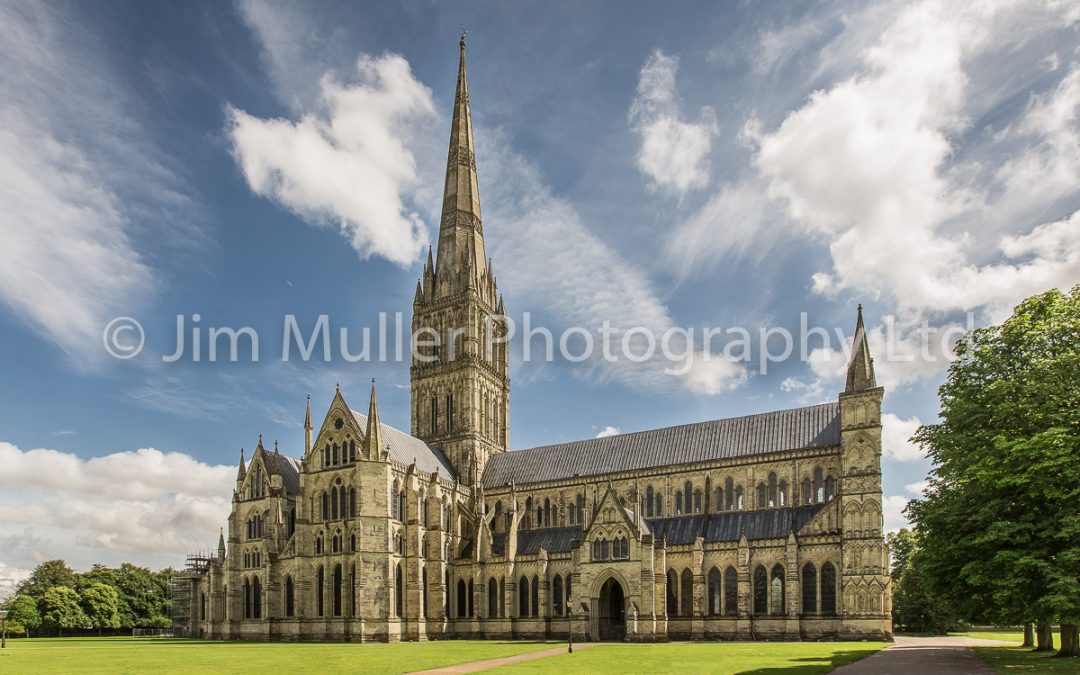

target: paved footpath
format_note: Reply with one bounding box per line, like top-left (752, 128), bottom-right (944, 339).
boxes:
top-left (409, 643), bottom-right (600, 674)
top-left (831, 635), bottom-right (1011, 675)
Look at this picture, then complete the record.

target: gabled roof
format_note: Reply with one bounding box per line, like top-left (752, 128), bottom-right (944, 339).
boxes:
top-left (647, 504), bottom-right (826, 545)
top-left (481, 403), bottom-right (840, 487)
top-left (349, 410), bottom-right (456, 479)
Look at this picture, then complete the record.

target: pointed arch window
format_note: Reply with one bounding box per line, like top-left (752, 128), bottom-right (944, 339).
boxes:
top-left (724, 566), bottom-right (738, 615)
top-left (253, 576), bottom-right (262, 619)
top-left (802, 478), bottom-right (813, 504)
top-left (802, 563), bottom-right (818, 614)
top-left (680, 569), bottom-right (693, 616)
top-left (757, 482), bottom-right (767, 509)
top-left (553, 575), bottom-right (564, 616)
top-left (488, 577), bottom-right (499, 618)
top-left (518, 576), bottom-right (529, 617)
top-left (332, 564), bottom-right (343, 616)
top-left (767, 472), bottom-right (778, 507)
top-left (779, 480), bottom-right (789, 506)
top-left (735, 485), bottom-right (745, 510)
top-left (770, 564), bottom-right (785, 615)
top-left (666, 570), bottom-right (678, 616)
top-left (457, 579), bottom-right (467, 618)
top-left (322, 492), bottom-right (330, 522)
top-left (821, 562), bottom-right (837, 614)
top-left (813, 467), bottom-right (825, 503)
top-left (531, 575), bottom-right (539, 617)
top-left (395, 563), bottom-right (403, 617)
top-left (282, 574), bottom-right (295, 617)
top-left (675, 491), bottom-right (683, 515)
top-left (645, 486), bottom-right (655, 517)
top-left (753, 565), bottom-right (768, 614)
top-left (392, 480), bottom-right (401, 520)
top-left (693, 489), bottom-right (703, 514)
top-left (714, 486), bottom-right (724, 513)
top-left (707, 567), bottom-right (721, 615)
top-left (316, 566), bottom-right (325, 617)
top-left (725, 477), bottom-right (734, 510)
top-left (825, 475), bottom-right (837, 501)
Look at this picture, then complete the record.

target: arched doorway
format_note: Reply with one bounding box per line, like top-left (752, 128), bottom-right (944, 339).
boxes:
top-left (598, 577), bottom-right (626, 641)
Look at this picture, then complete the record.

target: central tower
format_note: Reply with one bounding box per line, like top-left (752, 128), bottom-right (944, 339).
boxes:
top-left (411, 35), bottom-right (509, 484)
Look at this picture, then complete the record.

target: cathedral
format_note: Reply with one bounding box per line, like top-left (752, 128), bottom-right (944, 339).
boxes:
top-left (172, 37), bottom-right (892, 643)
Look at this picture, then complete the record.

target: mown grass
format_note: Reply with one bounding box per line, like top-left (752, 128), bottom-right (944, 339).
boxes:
top-left (488, 641), bottom-right (886, 674)
top-left (972, 645), bottom-right (1080, 673)
top-left (0, 636), bottom-right (558, 674)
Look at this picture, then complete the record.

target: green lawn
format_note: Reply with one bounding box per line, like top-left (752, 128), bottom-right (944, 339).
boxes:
top-left (950, 630), bottom-right (1078, 673)
top-left (488, 641), bottom-right (886, 674)
top-left (0, 637), bottom-right (558, 674)
top-left (972, 645), bottom-right (1080, 673)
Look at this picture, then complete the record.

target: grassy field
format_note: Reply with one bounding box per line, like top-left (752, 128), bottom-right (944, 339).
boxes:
top-left (0, 637), bottom-right (557, 674)
top-left (488, 641), bottom-right (886, 674)
top-left (948, 630), bottom-right (1078, 673)
top-left (0, 637), bottom-right (886, 674)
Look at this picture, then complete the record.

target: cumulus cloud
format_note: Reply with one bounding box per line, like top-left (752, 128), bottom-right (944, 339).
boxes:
top-left (0, 561), bottom-right (31, 601)
top-left (228, 53), bottom-right (435, 266)
top-left (0, 3), bottom-right (189, 362)
top-left (882, 494), bottom-right (912, 532)
top-left (630, 50), bottom-right (718, 195)
top-left (595, 426), bottom-right (620, 438)
top-left (0, 442), bottom-right (233, 572)
top-left (905, 480), bottom-right (929, 496)
top-left (755, 1), bottom-right (1079, 318)
top-left (481, 132), bottom-right (748, 395)
top-left (881, 413), bottom-right (924, 462)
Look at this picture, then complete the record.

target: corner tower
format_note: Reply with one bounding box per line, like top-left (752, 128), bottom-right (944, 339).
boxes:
top-left (411, 34), bottom-right (509, 485)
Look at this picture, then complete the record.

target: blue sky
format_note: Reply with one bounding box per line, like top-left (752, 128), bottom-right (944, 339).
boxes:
top-left (0, 0), bottom-right (1077, 593)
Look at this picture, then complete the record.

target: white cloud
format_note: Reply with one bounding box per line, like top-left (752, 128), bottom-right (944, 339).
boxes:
top-left (228, 52), bottom-right (435, 267)
top-left (755, 0), bottom-right (1079, 318)
top-left (481, 132), bottom-right (748, 395)
top-left (0, 441), bottom-right (233, 571)
top-left (882, 494), bottom-right (912, 532)
top-left (630, 50), bottom-right (718, 196)
top-left (905, 480), bottom-right (929, 496)
top-left (881, 413), bottom-right (924, 462)
top-left (0, 3), bottom-right (187, 362)
top-left (0, 562), bottom-right (31, 601)
top-left (595, 426), bottom-right (620, 438)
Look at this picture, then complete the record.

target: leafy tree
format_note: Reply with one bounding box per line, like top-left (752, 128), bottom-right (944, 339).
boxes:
top-left (81, 582), bottom-right (121, 634)
top-left (5, 594), bottom-right (42, 638)
top-left (907, 286), bottom-right (1080, 657)
top-left (16, 560), bottom-right (77, 599)
top-left (114, 563), bottom-right (171, 627)
top-left (887, 529), bottom-right (959, 633)
top-left (40, 586), bottom-right (88, 636)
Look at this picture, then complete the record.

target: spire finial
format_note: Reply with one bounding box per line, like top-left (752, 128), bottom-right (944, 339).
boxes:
top-left (460, 24), bottom-right (467, 48)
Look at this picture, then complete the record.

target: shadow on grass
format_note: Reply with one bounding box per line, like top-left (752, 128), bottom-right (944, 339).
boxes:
top-left (735, 647), bottom-right (883, 675)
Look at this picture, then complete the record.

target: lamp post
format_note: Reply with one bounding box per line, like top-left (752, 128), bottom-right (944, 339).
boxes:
top-left (1, 608), bottom-right (8, 649)
top-left (566, 593), bottom-right (572, 653)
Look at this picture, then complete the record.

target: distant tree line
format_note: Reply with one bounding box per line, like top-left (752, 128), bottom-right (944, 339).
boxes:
top-left (900, 287), bottom-right (1079, 658)
top-left (1, 560), bottom-right (173, 637)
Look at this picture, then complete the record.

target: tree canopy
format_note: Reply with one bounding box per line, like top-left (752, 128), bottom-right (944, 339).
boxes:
top-left (907, 286), bottom-right (1080, 656)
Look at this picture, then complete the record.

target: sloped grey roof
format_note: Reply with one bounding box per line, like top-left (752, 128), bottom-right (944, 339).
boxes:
top-left (492, 526), bottom-right (584, 556)
top-left (276, 454), bottom-right (301, 495)
top-left (482, 403), bottom-right (839, 487)
top-left (648, 504), bottom-right (825, 545)
top-left (350, 410), bottom-right (456, 479)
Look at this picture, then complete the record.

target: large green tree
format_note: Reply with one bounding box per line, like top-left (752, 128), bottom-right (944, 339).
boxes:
top-left (40, 586), bottom-right (88, 636)
top-left (887, 530), bottom-right (960, 633)
top-left (16, 560), bottom-right (77, 599)
top-left (5, 594), bottom-right (42, 637)
top-left (81, 582), bottom-right (121, 634)
top-left (907, 286), bottom-right (1080, 657)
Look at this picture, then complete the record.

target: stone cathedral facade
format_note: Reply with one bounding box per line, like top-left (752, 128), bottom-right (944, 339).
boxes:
top-left (174, 38), bottom-right (892, 643)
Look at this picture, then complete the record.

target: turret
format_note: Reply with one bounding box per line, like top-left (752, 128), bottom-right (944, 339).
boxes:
top-left (364, 378), bottom-right (384, 460)
top-left (235, 448), bottom-right (246, 491)
top-left (845, 305), bottom-right (877, 393)
top-left (304, 394), bottom-right (312, 454)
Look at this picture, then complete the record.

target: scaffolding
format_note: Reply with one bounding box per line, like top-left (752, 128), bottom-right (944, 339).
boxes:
top-left (170, 552), bottom-right (213, 638)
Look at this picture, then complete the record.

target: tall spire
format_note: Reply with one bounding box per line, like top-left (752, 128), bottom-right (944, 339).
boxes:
top-left (845, 304), bottom-right (877, 393)
top-left (365, 377), bottom-right (384, 459)
top-left (436, 32), bottom-right (486, 279)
